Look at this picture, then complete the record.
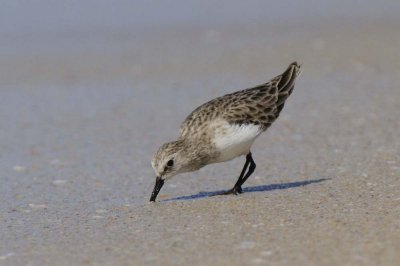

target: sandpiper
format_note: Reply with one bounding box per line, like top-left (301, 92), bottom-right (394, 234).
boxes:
top-left (150, 62), bottom-right (301, 201)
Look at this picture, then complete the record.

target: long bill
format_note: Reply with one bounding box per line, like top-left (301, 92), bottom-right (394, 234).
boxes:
top-left (150, 176), bottom-right (165, 202)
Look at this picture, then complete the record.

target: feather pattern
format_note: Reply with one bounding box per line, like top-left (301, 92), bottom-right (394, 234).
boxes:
top-left (180, 62), bottom-right (301, 137)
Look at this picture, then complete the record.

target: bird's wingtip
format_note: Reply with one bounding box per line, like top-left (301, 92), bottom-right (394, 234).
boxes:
top-left (289, 61), bottom-right (302, 77)
top-left (290, 61), bottom-right (301, 68)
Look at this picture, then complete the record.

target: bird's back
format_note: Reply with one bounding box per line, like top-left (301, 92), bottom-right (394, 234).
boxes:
top-left (180, 62), bottom-right (301, 138)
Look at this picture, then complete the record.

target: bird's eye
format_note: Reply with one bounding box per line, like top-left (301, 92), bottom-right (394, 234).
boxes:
top-left (167, 159), bottom-right (174, 167)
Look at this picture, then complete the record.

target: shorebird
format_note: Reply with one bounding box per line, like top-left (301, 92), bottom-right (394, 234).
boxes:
top-left (150, 62), bottom-right (301, 201)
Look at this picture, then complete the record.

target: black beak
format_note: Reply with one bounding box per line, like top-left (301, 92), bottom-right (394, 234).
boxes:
top-left (150, 176), bottom-right (165, 202)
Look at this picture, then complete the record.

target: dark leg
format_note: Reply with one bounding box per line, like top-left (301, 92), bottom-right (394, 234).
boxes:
top-left (216, 152), bottom-right (256, 195)
top-left (233, 152), bottom-right (256, 193)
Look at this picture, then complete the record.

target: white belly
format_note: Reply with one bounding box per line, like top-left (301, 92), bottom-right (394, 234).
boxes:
top-left (212, 122), bottom-right (262, 163)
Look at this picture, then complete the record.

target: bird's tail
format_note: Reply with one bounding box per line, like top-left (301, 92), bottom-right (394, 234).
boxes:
top-left (276, 62), bottom-right (301, 106)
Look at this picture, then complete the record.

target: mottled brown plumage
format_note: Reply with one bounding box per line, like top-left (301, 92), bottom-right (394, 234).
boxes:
top-left (150, 62), bottom-right (301, 202)
top-left (180, 62), bottom-right (300, 137)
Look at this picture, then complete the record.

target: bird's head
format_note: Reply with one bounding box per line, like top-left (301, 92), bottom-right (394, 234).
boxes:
top-left (150, 139), bottom-right (197, 202)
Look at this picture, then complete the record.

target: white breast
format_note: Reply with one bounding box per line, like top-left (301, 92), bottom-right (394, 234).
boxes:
top-left (212, 121), bottom-right (262, 163)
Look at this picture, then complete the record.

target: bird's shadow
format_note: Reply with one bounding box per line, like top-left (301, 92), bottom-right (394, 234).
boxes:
top-left (163, 178), bottom-right (330, 202)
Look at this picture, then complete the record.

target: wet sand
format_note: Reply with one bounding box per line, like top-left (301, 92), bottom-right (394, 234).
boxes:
top-left (1, 19), bottom-right (400, 265)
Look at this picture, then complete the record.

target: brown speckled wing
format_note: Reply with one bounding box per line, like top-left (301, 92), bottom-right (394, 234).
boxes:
top-left (180, 62), bottom-right (300, 137)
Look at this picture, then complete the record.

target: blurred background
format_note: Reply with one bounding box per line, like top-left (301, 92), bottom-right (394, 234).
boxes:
top-left (1, 2), bottom-right (400, 264)
top-left (1, 0), bottom-right (400, 209)
top-left (1, 0), bottom-right (400, 210)
top-left (1, 0), bottom-right (400, 87)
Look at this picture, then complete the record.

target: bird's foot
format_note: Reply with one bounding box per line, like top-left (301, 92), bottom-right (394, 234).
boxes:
top-left (213, 186), bottom-right (242, 196)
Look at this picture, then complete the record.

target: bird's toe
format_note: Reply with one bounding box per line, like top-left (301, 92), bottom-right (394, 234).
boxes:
top-left (212, 186), bottom-right (242, 196)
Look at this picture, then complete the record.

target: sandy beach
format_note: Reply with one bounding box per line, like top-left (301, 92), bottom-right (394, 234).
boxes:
top-left (1, 2), bottom-right (400, 265)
